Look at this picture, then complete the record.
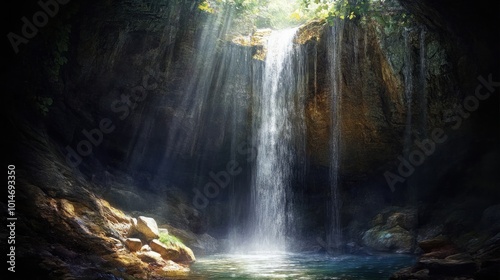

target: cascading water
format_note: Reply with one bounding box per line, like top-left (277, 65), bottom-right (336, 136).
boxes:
top-left (402, 28), bottom-right (413, 160)
top-left (419, 27), bottom-right (427, 138)
top-left (249, 28), bottom-right (304, 253)
top-left (327, 20), bottom-right (344, 253)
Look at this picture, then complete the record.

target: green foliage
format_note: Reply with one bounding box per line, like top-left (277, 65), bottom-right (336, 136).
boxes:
top-left (31, 96), bottom-right (53, 116)
top-left (300, 0), bottom-right (369, 23)
top-left (197, 0), bottom-right (411, 32)
top-left (299, 0), bottom-right (412, 28)
top-left (198, 0), bottom-right (306, 29)
top-left (44, 23), bottom-right (71, 82)
top-left (159, 232), bottom-right (185, 247)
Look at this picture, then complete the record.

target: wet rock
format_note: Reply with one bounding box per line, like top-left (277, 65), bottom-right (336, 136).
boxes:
top-left (417, 225), bottom-right (443, 243)
top-left (140, 244), bottom-right (151, 252)
top-left (136, 251), bottom-right (164, 264)
top-left (419, 236), bottom-right (453, 252)
top-left (162, 224), bottom-right (218, 255)
top-left (372, 213), bottom-right (384, 227)
top-left (416, 259), bottom-right (478, 277)
top-left (390, 267), bottom-right (429, 280)
top-left (125, 238), bottom-right (142, 252)
top-left (419, 236), bottom-right (459, 259)
top-left (149, 239), bottom-right (196, 263)
top-left (445, 252), bottom-right (473, 261)
top-left (387, 210), bottom-right (417, 231)
top-left (136, 216), bottom-right (160, 240)
top-left (362, 225), bottom-right (414, 253)
top-left (474, 232), bottom-right (500, 260)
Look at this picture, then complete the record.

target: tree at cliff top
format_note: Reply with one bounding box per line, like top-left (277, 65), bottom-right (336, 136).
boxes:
top-left (198, 0), bottom-right (306, 29)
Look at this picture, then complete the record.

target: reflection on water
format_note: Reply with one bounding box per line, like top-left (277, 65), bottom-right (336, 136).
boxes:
top-left (180, 253), bottom-right (416, 279)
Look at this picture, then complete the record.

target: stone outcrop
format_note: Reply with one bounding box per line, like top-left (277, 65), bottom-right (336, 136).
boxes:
top-left (135, 216), bottom-right (160, 240)
top-left (361, 208), bottom-right (417, 253)
top-left (390, 233), bottom-right (500, 279)
top-left (4, 0), bottom-right (498, 279)
top-left (150, 239), bottom-right (196, 263)
top-left (125, 238), bottom-right (143, 252)
top-left (362, 225), bottom-right (414, 253)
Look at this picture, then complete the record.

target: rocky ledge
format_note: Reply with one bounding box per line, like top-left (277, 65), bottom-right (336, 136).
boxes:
top-left (390, 235), bottom-right (500, 280)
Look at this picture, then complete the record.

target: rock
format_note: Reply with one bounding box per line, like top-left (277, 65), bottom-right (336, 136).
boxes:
top-left (150, 239), bottom-right (196, 263)
top-left (125, 238), bottom-right (142, 252)
top-left (416, 259), bottom-right (478, 277)
top-left (418, 236), bottom-right (453, 253)
top-left (136, 216), bottom-right (160, 240)
top-left (445, 253), bottom-right (473, 261)
top-left (421, 248), bottom-right (459, 260)
top-left (372, 213), bottom-right (384, 227)
top-left (162, 224), bottom-right (218, 255)
top-left (140, 245), bottom-right (151, 252)
top-left (390, 267), bottom-right (429, 280)
top-left (136, 251), bottom-right (165, 264)
top-left (160, 260), bottom-right (190, 274)
top-left (474, 232), bottom-right (500, 260)
top-left (362, 225), bottom-right (414, 253)
top-left (104, 188), bottom-right (149, 211)
top-left (387, 210), bottom-right (417, 231)
top-left (418, 236), bottom-right (459, 259)
top-left (417, 225), bottom-right (443, 242)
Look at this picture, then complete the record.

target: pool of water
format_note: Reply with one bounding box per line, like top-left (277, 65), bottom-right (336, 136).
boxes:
top-left (180, 252), bottom-right (416, 279)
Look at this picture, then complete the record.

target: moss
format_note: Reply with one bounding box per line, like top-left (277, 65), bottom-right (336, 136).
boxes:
top-left (159, 232), bottom-right (185, 247)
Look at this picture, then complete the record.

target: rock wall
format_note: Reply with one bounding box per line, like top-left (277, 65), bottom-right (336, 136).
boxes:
top-left (4, 0), bottom-right (498, 271)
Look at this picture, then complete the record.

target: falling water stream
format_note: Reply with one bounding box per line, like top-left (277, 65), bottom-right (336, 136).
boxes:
top-left (327, 21), bottom-right (344, 253)
top-left (162, 13), bottom-right (421, 279)
top-left (250, 28), bottom-right (302, 252)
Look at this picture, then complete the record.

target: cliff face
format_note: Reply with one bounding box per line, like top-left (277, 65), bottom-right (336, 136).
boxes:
top-left (9, 0), bottom-right (491, 183)
top-left (3, 0), bottom-right (499, 278)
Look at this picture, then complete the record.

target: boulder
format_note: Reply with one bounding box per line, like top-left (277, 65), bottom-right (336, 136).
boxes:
top-left (474, 232), bottom-right (500, 260)
top-left (386, 210), bottom-right (417, 231)
top-left (362, 225), bottom-right (414, 253)
top-left (372, 213), bottom-right (384, 227)
top-left (418, 236), bottom-right (452, 251)
top-left (445, 253), bottom-right (473, 261)
top-left (136, 216), bottom-right (160, 240)
top-left (136, 251), bottom-right (165, 264)
top-left (418, 236), bottom-right (459, 259)
top-left (150, 239), bottom-right (196, 263)
top-left (390, 267), bottom-right (429, 280)
top-left (416, 259), bottom-right (478, 277)
top-left (162, 224), bottom-right (218, 255)
top-left (140, 244), bottom-right (151, 252)
top-left (125, 238), bottom-right (142, 252)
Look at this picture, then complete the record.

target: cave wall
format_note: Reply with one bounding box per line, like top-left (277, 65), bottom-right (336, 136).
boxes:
top-left (4, 0), bottom-right (498, 256)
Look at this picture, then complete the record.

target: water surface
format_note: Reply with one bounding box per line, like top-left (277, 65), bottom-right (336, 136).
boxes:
top-left (183, 253), bottom-right (416, 279)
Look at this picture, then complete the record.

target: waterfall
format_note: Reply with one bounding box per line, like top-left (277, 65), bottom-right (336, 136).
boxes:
top-left (403, 28), bottom-right (413, 158)
top-left (419, 27), bottom-right (427, 138)
top-left (327, 21), bottom-right (344, 253)
top-left (249, 28), bottom-right (304, 253)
